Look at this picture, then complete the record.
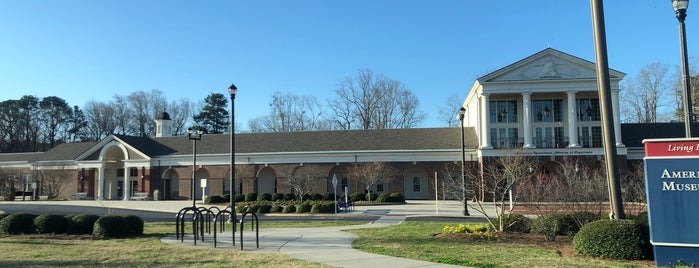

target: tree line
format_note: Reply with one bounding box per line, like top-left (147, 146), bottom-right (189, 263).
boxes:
top-left (1, 69), bottom-right (454, 153)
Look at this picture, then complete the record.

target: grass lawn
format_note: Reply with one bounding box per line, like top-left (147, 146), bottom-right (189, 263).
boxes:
top-left (347, 222), bottom-right (655, 268)
top-left (0, 220), bottom-right (365, 268)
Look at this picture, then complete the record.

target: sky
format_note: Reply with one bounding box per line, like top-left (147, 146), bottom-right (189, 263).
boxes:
top-left (0, 0), bottom-right (695, 130)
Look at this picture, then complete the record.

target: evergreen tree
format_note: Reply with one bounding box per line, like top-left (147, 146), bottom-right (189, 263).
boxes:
top-left (193, 93), bottom-right (229, 134)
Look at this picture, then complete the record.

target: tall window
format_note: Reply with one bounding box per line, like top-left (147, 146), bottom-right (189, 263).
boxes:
top-left (412, 177), bottom-right (421, 192)
top-left (341, 177), bottom-right (348, 191)
top-left (490, 100), bottom-right (517, 123)
top-left (129, 168), bottom-right (138, 177)
top-left (490, 127), bottom-right (519, 149)
top-left (376, 183), bottom-right (384, 192)
top-left (577, 99), bottom-right (600, 121)
top-left (533, 99), bottom-right (562, 122)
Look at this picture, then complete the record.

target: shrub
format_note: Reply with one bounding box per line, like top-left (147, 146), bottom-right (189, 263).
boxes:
top-left (256, 193), bottom-right (272, 201)
top-left (323, 192), bottom-right (335, 201)
top-left (496, 213), bottom-right (531, 233)
top-left (349, 192), bottom-right (365, 202)
top-left (296, 202), bottom-right (311, 213)
top-left (67, 214), bottom-right (100, 234)
top-left (629, 211), bottom-right (649, 226)
top-left (257, 204), bottom-right (272, 214)
top-left (244, 193), bottom-right (258, 202)
top-left (367, 192), bottom-right (378, 201)
top-left (34, 214), bottom-right (69, 234)
top-left (389, 193), bottom-right (405, 203)
top-left (376, 193), bottom-right (390, 203)
top-left (93, 215), bottom-right (129, 238)
top-left (310, 203), bottom-right (322, 213)
top-left (272, 193), bottom-right (285, 201)
top-left (270, 204), bottom-right (283, 213)
top-left (123, 215), bottom-right (144, 235)
top-left (249, 204), bottom-right (261, 214)
top-left (235, 194), bottom-right (245, 202)
top-left (0, 213), bottom-right (37, 234)
top-left (301, 194), bottom-right (312, 201)
top-left (222, 194), bottom-right (231, 203)
top-left (443, 223), bottom-right (497, 240)
top-left (573, 219), bottom-right (652, 260)
top-left (532, 215), bottom-right (560, 241)
top-left (310, 193), bottom-right (324, 201)
top-left (283, 193), bottom-right (296, 201)
top-left (282, 205), bottom-right (296, 213)
top-left (205, 195), bottom-right (225, 204)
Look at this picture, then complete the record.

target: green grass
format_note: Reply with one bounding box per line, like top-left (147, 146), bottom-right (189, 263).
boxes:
top-left (0, 221), bottom-right (366, 268)
top-left (346, 222), bottom-right (653, 268)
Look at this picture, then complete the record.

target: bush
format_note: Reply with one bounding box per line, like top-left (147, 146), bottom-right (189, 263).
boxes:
top-left (123, 215), bottom-right (144, 235)
top-left (270, 204), bottom-right (283, 213)
top-left (282, 205), bottom-right (296, 213)
top-left (67, 214), bottom-right (100, 234)
top-left (389, 193), bottom-right (405, 203)
top-left (323, 192), bottom-right (335, 201)
top-left (257, 204), bottom-right (272, 214)
top-left (257, 193), bottom-right (272, 202)
top-left (496, 213), bottom-right (531, 233)
top-left (573, 219), bottom-right (652, 260)
top-left (205, 195), bottom-right (225, 204)
top-left (272, 193), bottom-right (285, 201)
top-left (34, 214), bottom-right (68, 234)
top-left (244, 193), bottom-right (258, 202)
top-left (283, 193), bottom-right (296, 201)
top-left (301, 194), bottom-right (312, 201)
top-left (376, 193), bottom-right (390, 202)
top-left (532, 215), bottom-right (560, 241)
top-left (235, 194), bottom-right (245, 202)
top-left (367, 192), bottom-right (378, 201)
top-left (249, 204), bottom-right (261, 214)
top-left (310, 203), bottom-right (322, 213)
top-left (222, 194), bottom-right (231, 203)
top-left (296, 202), bottom-right (311, 213)
top-left (629, 211), bottom-right (649, 226)
top-left (310, 193), bottom-right (324, 201)
top-left (0, 213), bottom-right (37, 234)
top-left (349, 192), bottom-right (365, 202)
top-left (93, 215), bottom-right (129, 238)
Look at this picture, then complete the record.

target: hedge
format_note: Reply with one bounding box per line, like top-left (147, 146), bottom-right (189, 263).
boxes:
top-left (573, 219), bottom-right (652, 260)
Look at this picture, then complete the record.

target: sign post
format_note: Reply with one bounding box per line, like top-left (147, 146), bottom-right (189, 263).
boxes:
top-left (644, 138), bottom-right (699, 266)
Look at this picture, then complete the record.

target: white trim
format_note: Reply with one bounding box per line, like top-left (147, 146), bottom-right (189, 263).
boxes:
top-left (651, 241), bottom-right (699, 248)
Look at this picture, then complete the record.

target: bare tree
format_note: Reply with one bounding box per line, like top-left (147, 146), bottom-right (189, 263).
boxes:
top-left (329, 69), bottom-right (426, 130)
top-left (248, 91), bottom-right (331, 132)
top-left (112, 94), bottom-right (133, 135)
top-left (288, 165), bottom-right (327, 201)
top-left (351, 161), bottom-right (394, 200)
top-left (0, 168), bottom-right (21, 200)
top-left (469, 151), bottom-right (539, 232)
top-left (35, 167), bottom-right (74, 200)
top-left (82, 100), bottom-right (117, 141)
top-left (438, 94), bottom-right (463, 127)
top-left (620, 62), bottom-right (673, 123)
top-left (168, 98), bottom-right (194, 136)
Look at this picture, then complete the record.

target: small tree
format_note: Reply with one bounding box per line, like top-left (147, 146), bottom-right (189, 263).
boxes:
top-left (352, 161), bottom-right (394, 201)
top-left (469, 150), bottom-right (539, 232)
top-left (288, 165), bottom-right (327, 202)
top-left (36, 167), bottom-right (73, 200)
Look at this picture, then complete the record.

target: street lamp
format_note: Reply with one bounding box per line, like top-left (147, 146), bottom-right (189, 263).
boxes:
top-left (188, 127), bottom-right (203, 208)
top-left (457, 107), bottom-right (470, 216)
top-left (228, 83), bottom-right (238, 230)
top-left (674, 0), bottom-right (694, 137)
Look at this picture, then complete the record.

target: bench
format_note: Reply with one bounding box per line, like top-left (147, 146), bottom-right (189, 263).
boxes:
top-left (75, 192), bottom-right (87, 200)
top-left (131, 192), bottom-right (148, 200)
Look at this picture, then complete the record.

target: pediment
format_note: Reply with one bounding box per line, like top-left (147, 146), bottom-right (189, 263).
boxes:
top-left (478, 48), bottom-right (625, 83)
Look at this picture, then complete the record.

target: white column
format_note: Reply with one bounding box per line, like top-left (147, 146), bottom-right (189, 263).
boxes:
top-left (522, 93), bottom-right (535, 148)
top-left (97, 166), bottom-right (105, 200)
top-left (612, 90), bottom-right (625, 147)
top-left (567, 91), bottom-right (581, 148)
top-left (123, 167), bottom-right (130, 201)
top-left (480, 94), bottom-right (492, 149)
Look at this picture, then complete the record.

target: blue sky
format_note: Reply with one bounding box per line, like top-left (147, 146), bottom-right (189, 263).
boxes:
top-left (0, 0), bottom-right (694, 130)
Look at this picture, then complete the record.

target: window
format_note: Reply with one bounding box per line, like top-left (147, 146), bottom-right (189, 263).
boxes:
top-left (376, 184), bottom-right (384, 192)
top-left (129, 168), bottom-right (138, 177)
top-left (117, 169), bottom-right (124, 177)
top-left (490, 127), bottom-right (519, 149)
top-left (577, 99), bottom-right (600, 121)
top-left (533, 99), bottom-right (563, 122)
top-left (341, 177), bottom-right (348, 191)
top-left (489, 100), bottom-right (517, 123)
top-left (579, 126), bottom-right (603, 147)
top-left (413, 177), bottom-right (421, 192)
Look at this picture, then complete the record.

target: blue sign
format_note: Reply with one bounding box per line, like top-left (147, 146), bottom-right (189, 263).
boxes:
top-left (644, 139), bottom-right (699, 266)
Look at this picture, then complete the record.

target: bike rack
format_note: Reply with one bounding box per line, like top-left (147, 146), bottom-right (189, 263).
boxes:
top-left (239, 206), bottom-right (259, 250)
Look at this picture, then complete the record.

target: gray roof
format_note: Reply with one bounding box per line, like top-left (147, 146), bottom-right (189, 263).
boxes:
top-left (621, 123), bottom-right (699, 148)
top-left (0, 128), bottom-right (477, 163)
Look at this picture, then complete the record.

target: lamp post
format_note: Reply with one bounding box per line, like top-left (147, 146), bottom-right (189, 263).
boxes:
top-left (457, 107), bottom-right (470, 216)
top-left (674, 0), bottom-right (694, 137)
top-left (228, 83), bottom-right (238, 231)
top-left (188, 127), bottom-right (203, 208)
